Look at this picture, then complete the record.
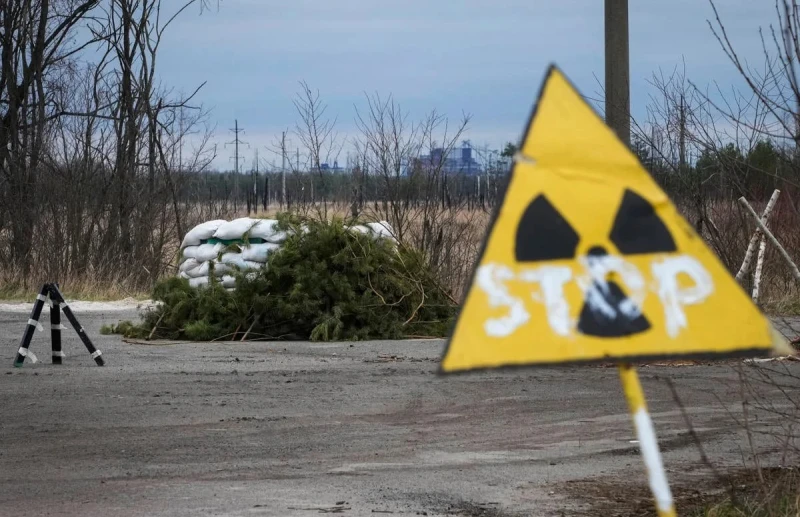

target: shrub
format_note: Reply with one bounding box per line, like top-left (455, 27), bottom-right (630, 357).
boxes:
top-left (114, 214), bottom-right (457, 341)
top-left (100, 320), bottom-right (146, 338)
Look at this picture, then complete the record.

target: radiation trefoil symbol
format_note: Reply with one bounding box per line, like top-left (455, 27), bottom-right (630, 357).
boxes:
top-left (441, 65), bottom-right (783, 373)
top-left (516, 188), bottom-right (675, 338)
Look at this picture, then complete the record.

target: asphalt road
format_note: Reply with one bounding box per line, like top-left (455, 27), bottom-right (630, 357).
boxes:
top-left (1, 305), bottom-right (799, 516)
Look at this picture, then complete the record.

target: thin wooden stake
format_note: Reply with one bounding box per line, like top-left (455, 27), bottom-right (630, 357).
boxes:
top-left (739, 196), bottom-right (800, 282)
top-left (618, 363), bottom-right (677, 517)
top-left (241, 319), bottom-right (257, 342)
top-left (752, 234), bottom-right (767, 303)
top-left (148, 312), bottom-right (166, 341)
top-left (736, 189), bottom-right (780, 281)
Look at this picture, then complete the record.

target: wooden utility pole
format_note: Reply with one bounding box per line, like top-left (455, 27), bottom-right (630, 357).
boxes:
top-left (606, 5), bottom-right (680, 517)
top-left (678, 94), bottom-right (686, 169)
top-left (281, 131), bottom-right (287, 209)
top-left (253, 148), bottom-right (259, 214)
top-left (604, 0), bottom-right (630, 146)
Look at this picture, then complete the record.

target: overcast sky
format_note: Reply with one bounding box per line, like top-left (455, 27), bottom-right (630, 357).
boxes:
top-left (155, 1), bottom-right (777, 170)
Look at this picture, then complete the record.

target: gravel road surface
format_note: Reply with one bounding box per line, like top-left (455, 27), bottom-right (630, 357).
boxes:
top-left (2, 304), bottom-right (799, 516)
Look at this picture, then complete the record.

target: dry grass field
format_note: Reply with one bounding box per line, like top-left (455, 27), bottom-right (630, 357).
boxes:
top-left (1, 195), bottom-right (798, 315)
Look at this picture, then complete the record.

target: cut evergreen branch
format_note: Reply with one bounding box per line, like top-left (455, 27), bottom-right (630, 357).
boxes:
top-left (111, 214), bottom-right (457, 341)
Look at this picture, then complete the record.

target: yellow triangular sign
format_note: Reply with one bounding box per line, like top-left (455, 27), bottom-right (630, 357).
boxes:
top-left (441, 65), bottom-right (788, 373)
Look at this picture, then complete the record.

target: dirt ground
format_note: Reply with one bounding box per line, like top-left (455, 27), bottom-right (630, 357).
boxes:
top-left (2, 304), bottom-right (800, 516)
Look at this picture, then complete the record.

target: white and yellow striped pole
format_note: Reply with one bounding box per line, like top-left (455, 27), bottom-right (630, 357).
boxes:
top-left (618, 363), bottom-right (677, 517)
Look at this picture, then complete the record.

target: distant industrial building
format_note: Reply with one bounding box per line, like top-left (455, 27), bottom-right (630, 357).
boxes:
top-left (414, 141), bottom-right (483, 175)
top-left (295, 141), bottom-right (511, 177)
top-left (318, 160), bottom-right (345, 173)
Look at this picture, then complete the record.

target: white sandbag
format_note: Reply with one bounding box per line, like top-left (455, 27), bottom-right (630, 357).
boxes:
top-left (248, 219), bottom-right (279, 240)
top-left (181, 245), bottom-right (199, 263)
top-left (219, 253), bottom-right (262, 271)
top-left (181, 220), bottom-right (226, 249)
top-left (197, 261), bottom-right (238, 278)
top-left (179, 271), bottom-right (190, 279)
top-left (244, 260), bottom-right (264, 271)
top-left (260, 219), bottom-right (291, 242)
top-left (367, 221), bottom-right (395, 240)
top-left (219, 252), bottom-right (246, 268)
top-left (221, 275), bottom-right (237, 288)
top-left (213, 217), bottom-right (258, 241)
top-left (189, 276), bottom-right (209, 288)
top-left (241, 242), bottom-right (281, 262)
top-left (210, 262), bottom-right (233, 276)
top-left (266, 231), bottom-right (288, 244)
top-left (184, 261), bottom-right (211, 279)
top-left (179, 258), bottom-right (200, 273)
top-left (349, 225), bottom-right (370, 235)
top-left (194, 243), bottom-right (224, 262)
top-left (252, 218), bottom-right (291, 243)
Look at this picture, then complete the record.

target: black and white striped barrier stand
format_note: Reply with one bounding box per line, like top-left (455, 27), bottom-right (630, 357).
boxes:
top-left (50, 282), bottom-right (65, 364)
top-left (13, 283), bottom-right (104, 367)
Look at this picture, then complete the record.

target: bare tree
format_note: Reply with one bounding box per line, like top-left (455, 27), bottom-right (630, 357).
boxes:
top-left (354, 92), bottom-right (478, 299)
top-left (709, 0), bottom-right (800, 148)
top-left (0, 0), bottom-right (220, 293)
top-left (292, 80), bottom-right (343, 217)
top-left (0, 0), bottom-right (102, 276)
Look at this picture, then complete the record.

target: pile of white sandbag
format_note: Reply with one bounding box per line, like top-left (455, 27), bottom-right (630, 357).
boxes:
top-left (177, 217), bottom-right (396, 289)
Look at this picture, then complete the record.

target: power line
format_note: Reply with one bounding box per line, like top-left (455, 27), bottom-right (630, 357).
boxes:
top-left (224, 119), bottom-right (249, 211)
top-left (225, 119), bottom-right (249, 173)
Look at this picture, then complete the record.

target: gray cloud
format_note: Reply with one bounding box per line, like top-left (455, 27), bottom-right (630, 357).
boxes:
top-left (156, 1), bottom-right (778, 168)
